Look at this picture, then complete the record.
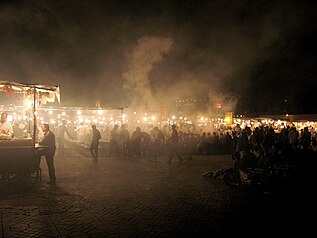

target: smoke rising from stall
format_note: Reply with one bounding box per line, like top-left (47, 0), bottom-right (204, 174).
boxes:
top-left (122, 36), bottom-right (173, 112)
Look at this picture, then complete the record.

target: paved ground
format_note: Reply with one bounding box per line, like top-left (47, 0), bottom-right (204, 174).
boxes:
top-left (0, 147), bottom-right (316, 237)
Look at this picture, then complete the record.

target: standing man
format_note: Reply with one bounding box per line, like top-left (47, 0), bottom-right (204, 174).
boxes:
top-left (39, 123), bottom-right (57, 185)
top-left (0, 112), bottom-right (13, 138)
top-left (109, 125), bottom-right (119, 157)
top-left (167, 124), bottom-right (183, 164)
top-left (90, 124), bottom-right (101, 163)
top-left (119, 124), bottom-right (130, 157)
top-left (56, 120), bottom-right (73, 159)
top-left (131, 127), bottom-right (142, 157)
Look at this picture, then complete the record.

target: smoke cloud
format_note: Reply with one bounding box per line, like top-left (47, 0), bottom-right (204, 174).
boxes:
top-left (122, 36), bottom-right (173, 111)
top-left (0, 0), bottom-right (314, 114)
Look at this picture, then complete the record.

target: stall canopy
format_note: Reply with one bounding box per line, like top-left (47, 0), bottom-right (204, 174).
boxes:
top-left (0, 80), bottom-right (60, 105)
top-left (0, 80), bottom-right (60, 143)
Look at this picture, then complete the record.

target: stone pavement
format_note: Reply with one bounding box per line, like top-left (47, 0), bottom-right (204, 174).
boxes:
top-left (0, 148), bottom-right (316, 237)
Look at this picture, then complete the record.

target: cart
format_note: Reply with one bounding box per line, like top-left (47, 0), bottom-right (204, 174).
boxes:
top-left (0, 145), bottom-right (44, 185)
top-left (0, 81), bottom-right (60, 188)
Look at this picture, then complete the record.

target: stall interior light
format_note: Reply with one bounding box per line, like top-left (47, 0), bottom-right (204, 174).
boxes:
top-left (7, 115), bottom-right (13, 122)
top-left (24, 99), bottom-right (33, 108)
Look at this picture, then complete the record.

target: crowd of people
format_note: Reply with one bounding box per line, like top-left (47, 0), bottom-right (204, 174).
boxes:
top-left (3, 110), bottom-right (317, 186)
top-left (48, 121), bottom-right (317, 164)
top-left (4, 113), bottom-right (317, 162)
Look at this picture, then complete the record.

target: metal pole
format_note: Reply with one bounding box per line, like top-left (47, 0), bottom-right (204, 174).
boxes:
top-left (120, 107), bottom-right (123, 126)
top-left (33, 86), bottom-right (36, 145)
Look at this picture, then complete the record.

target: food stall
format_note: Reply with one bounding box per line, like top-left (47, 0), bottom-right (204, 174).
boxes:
top-left (0, 80), bottom-right (60, 184)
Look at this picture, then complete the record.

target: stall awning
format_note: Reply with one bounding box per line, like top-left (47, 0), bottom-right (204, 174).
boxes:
top-left (0, 80), bottom-right (60, 105)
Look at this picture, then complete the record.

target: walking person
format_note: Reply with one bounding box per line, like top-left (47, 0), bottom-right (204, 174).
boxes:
top-left (90, 124), bottom-right (101, 163)
top-left (39, 123), bottom-right (57, 185)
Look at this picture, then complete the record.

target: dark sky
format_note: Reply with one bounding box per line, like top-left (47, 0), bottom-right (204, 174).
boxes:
top-left (0, 0), bottom-right (316, 115)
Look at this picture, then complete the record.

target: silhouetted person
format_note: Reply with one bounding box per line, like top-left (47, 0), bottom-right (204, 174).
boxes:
top-left (109, 125), bottom-right (120, 156)
top-left (167, 124), bottom-right (183, 164)
top-left (131, 127), bottom-right (142, 157)
top-left (152, 126), bottom-right (165, 157)
top-left (39, 123), bottom-right (56, 185)
top-left (236, 130), bottom-right (250, 154)
top-left (90, 124), bottom-right (101, 163)
top-left (119, 124), bottom-right (130, 157)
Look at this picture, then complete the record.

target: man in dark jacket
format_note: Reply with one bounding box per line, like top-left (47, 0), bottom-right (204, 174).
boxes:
top-left (90, 124), bottom-right (101, 163)
top-left (39, 123), bottom-right (57, 185)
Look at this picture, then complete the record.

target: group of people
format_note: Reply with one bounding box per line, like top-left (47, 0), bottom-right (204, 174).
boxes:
top-left (107, 124), bottom-right (187, 162)
top-left (37, 122), bottom-right (186, 184)
top-left (38, 123), bottom-right (102, 185)
top-left (4, 107), bottom-right (317, 187)
top-left (0, 111), bottom-right (102, 186)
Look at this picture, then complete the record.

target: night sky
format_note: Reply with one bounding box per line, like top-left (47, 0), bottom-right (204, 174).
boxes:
top-left (0, 0), bottom-right (316, 115)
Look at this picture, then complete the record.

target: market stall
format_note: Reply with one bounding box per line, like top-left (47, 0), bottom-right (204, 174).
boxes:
top-left (0, 80), bottom-right (60, 183)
